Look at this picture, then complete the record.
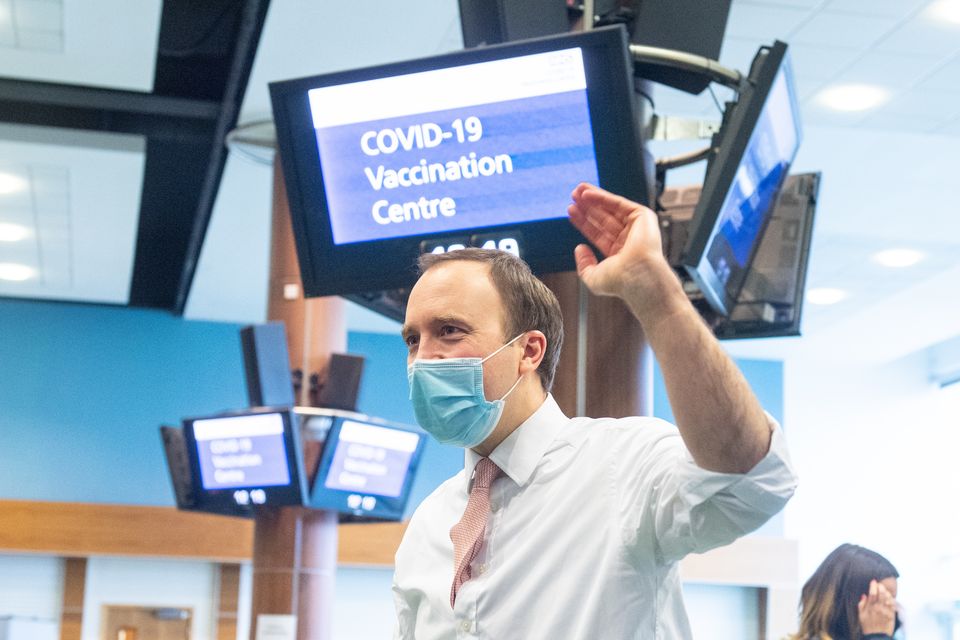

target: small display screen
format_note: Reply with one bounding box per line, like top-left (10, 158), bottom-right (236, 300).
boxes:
top-left (192, 412), bottom-right (291, 490)
top-left (308, 47), bottom-right (600, 245)
top-left (705, 64), bottom-right (800, 291)
top-left (323, 420), bottom-right (421, 498)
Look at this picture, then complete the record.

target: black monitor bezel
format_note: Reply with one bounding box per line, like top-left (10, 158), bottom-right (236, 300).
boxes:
top-left (182, 407), bottom-right (308, 512)
top-left (309, 414), bottom-right (426, 521)
top-left (681, 40), bottom-right (801, 316)
top-left (269, 24), bottom-right (647, 298)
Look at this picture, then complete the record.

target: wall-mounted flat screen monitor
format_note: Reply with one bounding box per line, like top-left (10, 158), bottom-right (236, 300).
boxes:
top-left (304, 411), bottom-right (426, 522)
top-left (714, 172), bottom-right (819, 339)
top-left (182, 409), bottom-right (307, 513)
top-left (658, 173), bottom-right (820, 340)
top-left (269, 25), bottom-right (649, 298)
top-left (681, 41), bottom-right (802, 316)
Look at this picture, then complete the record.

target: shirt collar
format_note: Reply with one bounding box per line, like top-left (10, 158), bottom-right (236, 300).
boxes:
top-left (464, 393), bottom-right (569, 490)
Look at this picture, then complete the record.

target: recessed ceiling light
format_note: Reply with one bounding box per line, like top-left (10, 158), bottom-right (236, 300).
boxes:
top-left (0, 263), bottom-right (37, 282)
top-left (0, 223), bottom-right (31, 242)
top-left (816, 84), bottom-right (890, 112)
top-left (0, 173), bottom-right (27, 195)
top-left (927, 0), bottom-right (960, 24)
top-left (873, 248), bottom-right (924, 268)
top-left (807, 287), bottom-right (847, 305)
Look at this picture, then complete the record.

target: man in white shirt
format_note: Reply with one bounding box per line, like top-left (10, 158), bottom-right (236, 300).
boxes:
top-left (394, 183), bottom-right (797, 639)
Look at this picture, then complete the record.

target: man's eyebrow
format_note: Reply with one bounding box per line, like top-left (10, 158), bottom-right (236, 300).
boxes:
top-left (400, 315), bottom-right (474, 339)
top-left (434, 314), bottom-right (473, 328)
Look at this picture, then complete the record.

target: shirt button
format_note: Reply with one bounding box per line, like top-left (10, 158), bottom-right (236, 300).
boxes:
top-left (477, 564), bottom-right (487, 575)
top-left (460, 620), bottom-right (472, 632)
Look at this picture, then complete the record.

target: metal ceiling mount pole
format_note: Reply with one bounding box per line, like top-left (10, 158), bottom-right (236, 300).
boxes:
top-left (629, 44), bottom-right (744, 91)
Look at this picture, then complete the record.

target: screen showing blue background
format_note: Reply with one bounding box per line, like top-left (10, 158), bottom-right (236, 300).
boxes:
top-left (196, 427), bottom-right (290, 490)
top-left (314, 90), bottom-right (599, 245)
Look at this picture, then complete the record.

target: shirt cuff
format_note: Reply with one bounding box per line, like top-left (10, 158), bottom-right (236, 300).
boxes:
top-left (677, 414), bottom-right (798, 516)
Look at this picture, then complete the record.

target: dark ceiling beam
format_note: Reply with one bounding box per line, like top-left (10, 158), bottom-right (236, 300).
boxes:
top-left (0, 78), bottom-right (221, 118)
top-left (0, 78), bottom-right (219, 141)
top-left (172, 0), bottom-right (272, 315)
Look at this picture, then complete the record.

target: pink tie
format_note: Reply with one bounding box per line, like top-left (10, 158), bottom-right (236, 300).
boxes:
top-left (450, 457), bottom-right (502, 607)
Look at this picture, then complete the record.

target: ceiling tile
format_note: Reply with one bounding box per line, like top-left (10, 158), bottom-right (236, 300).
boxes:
top-left (14, 0), bottom-right (61, 32)
top-left (883, 87), bottom-right (960, 118)
top-left (725, 3), bottom-right (812, 40)
top-left (825, 0), bottom-right (930, 19)
top-left (933, 116), bottom-right (960, 135)
top-left (876, 12), bottom-right (960, 56)
top-left (0, 0), bottom-right (160, 91)
top-left (791, 10), bottom-right (901, 49)
top-left (15, 26), bottom-right (59, 51)
top-left (0, 0), bottom-right (14, 46)
top-left (734, 0), bottom-right (822, 9)
top-left (719, 36), bottom-right (766, 71)
top-left (856, 112), bottom-right (948, 134)
top-left (787, 43), bottom-right (862, 79)
top-left (914, 52), bottom-right (960, 92)
top-left (831, 50), bottom-right (944, 92)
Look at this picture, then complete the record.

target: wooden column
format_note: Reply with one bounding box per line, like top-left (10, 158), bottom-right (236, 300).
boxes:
top-left (247, 158), bottom-right (343, 640)
top-left (216, 563), bottom-right (241, 640)
top-left (541, 272), bottom-right (653, 418)
top-left (59, 557), bottom-right (86, 640)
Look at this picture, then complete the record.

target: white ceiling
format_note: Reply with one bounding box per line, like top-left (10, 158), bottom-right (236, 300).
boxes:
top-left (2, 0), bottom-right (959, 371)
top-left (0, 123), bottom-right (143, 304)
top-left (0, 0), bottom-right (161, 91)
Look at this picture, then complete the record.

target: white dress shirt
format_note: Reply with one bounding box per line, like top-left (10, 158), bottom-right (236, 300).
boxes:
top-left (393, 394), bottom-right (797, 639)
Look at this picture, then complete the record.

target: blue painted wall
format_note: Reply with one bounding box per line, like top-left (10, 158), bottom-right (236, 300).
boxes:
top-left (0, 299), bottom-right (247, 505)
top-left (0, 298), bottom-right (784, 527)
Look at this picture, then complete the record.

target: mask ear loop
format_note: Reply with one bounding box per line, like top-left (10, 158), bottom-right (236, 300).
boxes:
top-left (481, 333), bottom-right (527, 401)
top-left (480, 332), bottom-right (526, 363)
top-left (497, 372), bottom-right (524, 401)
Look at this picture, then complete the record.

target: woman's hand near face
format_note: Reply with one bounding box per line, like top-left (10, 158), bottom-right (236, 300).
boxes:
top-left (859, 579), bottom-right (896, 636)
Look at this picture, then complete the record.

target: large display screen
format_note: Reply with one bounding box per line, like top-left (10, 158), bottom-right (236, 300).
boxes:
top-left (309, 413), bottom-right (426, 521)
top-left (323, 420), bottom-right (421, 497)
top-left (270, 25), bottom-right (648, 298)
top-left (193, 413), bottom-right (291, 490)
top-left (309, 48), bottom-right (599, 246)
top-left (183, 409), bottom-right (307, 511)
top-left (682, 41), bottom-right (802, 316)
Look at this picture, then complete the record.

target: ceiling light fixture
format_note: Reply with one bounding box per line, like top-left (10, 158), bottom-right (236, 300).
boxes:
top-left (873, 248), bottom-right (924, 268)
top-left (816, 84), bottom-right (890, 112)
top-left (0, 223), bottom-right (31, 242)
top-left (807, 287), bottom-right (848, 305)
top-left (928, 0), bottom-right (960, 24)
top-left (0, 263), bottom-right (37, 282)
top-left (0, 173), bottom-right (27, 195)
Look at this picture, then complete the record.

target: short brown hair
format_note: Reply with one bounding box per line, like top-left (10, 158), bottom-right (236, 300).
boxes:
top-left (417, 249), bottom-right (564, 392)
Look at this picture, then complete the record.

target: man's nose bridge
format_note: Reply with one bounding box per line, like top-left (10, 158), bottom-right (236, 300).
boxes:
top-left (416, 335), bottom-right (445, 360)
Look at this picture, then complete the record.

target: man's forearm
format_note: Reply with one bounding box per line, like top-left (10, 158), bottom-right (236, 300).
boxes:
top-left (621, 265), bottom-right (771, 473)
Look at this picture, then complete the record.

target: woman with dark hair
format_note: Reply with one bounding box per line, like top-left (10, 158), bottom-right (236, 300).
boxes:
top-left (791, 544), bottom-right (901, 640)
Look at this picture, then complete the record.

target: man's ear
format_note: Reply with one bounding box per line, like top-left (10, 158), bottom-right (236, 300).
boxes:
top-left (519, 330), bottom-right (546, 375)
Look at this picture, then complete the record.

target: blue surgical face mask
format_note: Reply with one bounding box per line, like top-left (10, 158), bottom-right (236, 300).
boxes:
top-left (407, 334), bottom-right (524, 448)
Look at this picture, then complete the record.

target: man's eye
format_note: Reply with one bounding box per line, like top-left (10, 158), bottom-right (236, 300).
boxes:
top-left (439, 326), bottom-right (462, 337)
top-left (404, 335), bottom-right (419, 348)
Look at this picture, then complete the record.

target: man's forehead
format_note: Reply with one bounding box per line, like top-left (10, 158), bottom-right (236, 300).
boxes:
top-left (405, 260), bottom-right (502, 323)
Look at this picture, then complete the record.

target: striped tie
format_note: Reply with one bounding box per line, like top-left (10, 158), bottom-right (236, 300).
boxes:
top-left (449, 457), bottom-right (502, 607)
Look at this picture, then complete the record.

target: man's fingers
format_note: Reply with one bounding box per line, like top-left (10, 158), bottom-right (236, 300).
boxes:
top-left (573, 184), bottom-right (639, 222)
top-left (568, 205), bottom-right (621, 257)
top-left (574, 244), bottom-right (598, 279)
